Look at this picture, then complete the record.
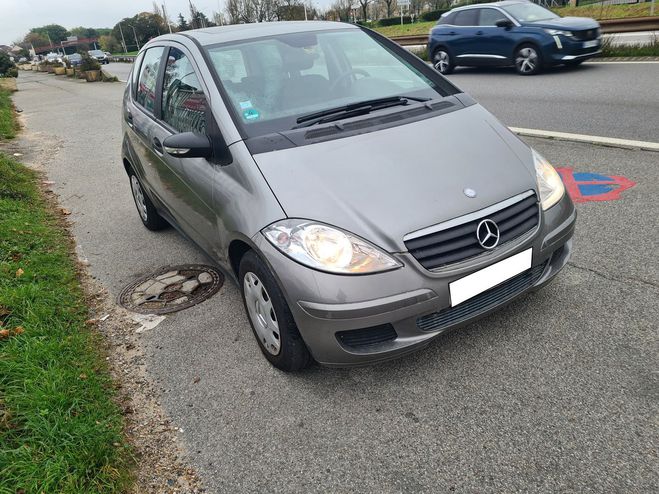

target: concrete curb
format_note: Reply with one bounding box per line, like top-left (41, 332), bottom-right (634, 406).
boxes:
top-left (510, 127), bottom-right (659, 152)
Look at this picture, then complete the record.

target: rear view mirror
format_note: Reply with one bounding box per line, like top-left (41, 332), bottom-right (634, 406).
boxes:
top-left (163, 132), bottom-right (212, 158)
top-left (496, 19), bottom-right (513, 28)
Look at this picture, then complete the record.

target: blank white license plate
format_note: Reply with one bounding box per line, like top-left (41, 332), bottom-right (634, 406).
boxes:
top-left (583, 40), bottom-right (599, 48)
top-left (449, 249), bottom-right (533, 307)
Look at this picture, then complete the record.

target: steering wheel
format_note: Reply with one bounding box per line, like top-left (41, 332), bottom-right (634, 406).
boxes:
top-left (329, 68), bottom-right (371, 93)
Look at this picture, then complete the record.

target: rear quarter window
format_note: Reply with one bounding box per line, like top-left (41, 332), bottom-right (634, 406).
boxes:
top-left (453, 9), bottom-right (478, 26)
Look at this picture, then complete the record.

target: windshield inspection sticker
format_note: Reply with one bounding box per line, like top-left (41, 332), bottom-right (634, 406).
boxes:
top-left (556, 167), bottom-right (636, 203)
top-left (243, 108), bottom-right (260, 121)
top-left (239, 100), bottom-right (253, 110)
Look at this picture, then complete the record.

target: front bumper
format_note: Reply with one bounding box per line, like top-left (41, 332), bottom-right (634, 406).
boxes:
top-left (543, 35), bottom-right (602, 65)
top-left (254, 193), bottom-right (576, 367)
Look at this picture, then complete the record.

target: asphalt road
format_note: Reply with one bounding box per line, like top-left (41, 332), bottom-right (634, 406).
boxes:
top-left (13, 71), bottom-right (659, 493)
top-left (447, 61), bottom-right (659, 142)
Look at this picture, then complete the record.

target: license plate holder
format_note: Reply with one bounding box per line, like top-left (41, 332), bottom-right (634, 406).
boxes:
top-left (583, 40), bottom-right (599, 49)
top-left (449, 249), bottom-right (533, 306)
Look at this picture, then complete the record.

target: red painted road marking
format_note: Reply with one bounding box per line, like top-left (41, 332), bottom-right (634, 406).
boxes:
top-left (556, 167), bottom-right (636, 203)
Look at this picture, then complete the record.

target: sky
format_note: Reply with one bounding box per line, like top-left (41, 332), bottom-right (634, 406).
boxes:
top-left (0, 0), bottom-right (333, 46)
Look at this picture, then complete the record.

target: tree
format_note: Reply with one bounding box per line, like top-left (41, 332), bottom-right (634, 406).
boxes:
top-left (381, 0), bottom-right (395, 17)
top-left (331, 0), bottom-right (353, 22)
top-left (30, 24), bottom-right (69, 44)
top-left (358, 0), bottom-right (370, 20)
top-left (177, 13), bottom-right (190, 31)
top-left (69, 27), bottom-right (99, 39)
top-left (111, 12), bottom-right (168, 51)
top-left (0, 52), bottom-right (18, 77)
top-left (99, 35), bottom-right (122, 53)
top-left (23, 32), bottom-right (49, 49)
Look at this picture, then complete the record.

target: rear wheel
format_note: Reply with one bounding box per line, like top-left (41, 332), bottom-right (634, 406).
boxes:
top-left (514, 44), bottom-right (542, 75)
top-left (239, 251), bottom-right (312, 372)
top-left (432, 49), bottom-right (454, 75)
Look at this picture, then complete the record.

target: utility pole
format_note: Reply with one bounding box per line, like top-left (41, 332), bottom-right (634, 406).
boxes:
top-left (304, 4), bottom-right (308, 21)
top-left (118, 23), bottom-right (128, 53)
top-left (128, 24), bottom-right (140, 50)
top-left (162, 3), bottom-right (173, 33)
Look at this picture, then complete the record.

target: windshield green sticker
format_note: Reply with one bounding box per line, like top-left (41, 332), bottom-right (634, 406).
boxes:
top-left (243, 108), bottom-right (260, 121)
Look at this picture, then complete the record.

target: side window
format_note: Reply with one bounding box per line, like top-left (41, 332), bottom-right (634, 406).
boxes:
top-left (161, 47), bottom-right (207, 134)
top-left (131, 51), bottom-right (145, 99)
top-left (453, 9), bottom-right (478, 26)
top-left (135, 47), bottom-right (164, 114)
top-left (479, 8), bottom-right (508, 26)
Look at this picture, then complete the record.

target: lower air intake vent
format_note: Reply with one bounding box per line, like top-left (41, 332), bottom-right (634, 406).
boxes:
top-left (336, 324), bottom-right (397, 349)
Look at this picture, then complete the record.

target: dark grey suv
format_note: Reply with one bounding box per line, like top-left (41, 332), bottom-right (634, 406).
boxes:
top-left (121, 21), bottom-right (576, 371)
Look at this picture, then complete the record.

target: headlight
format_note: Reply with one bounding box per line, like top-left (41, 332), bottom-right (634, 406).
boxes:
top-left (263, 220), bottom-right (402, 274)
top-left (545, 29), bottom-right (574, 37)
top-left (532, 149), bottom-right (565, 210)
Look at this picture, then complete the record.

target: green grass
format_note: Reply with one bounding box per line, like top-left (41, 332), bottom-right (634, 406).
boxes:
top-left (0, 89), bottom-right (18, 139)
top-left (0, 91), bottom-right (132, 493)
top-left (373, 3), bottom-right (658, 37)
top-left (110, 51), bottom-right (138, 56)
top-left (601, 35), bottom-right (659, 57)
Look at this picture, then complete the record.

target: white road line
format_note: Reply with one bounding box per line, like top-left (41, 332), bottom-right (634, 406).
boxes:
top-left (587, 61), bottom-right (659, 64)
top-left (510, 127), bottom-right (659, 152)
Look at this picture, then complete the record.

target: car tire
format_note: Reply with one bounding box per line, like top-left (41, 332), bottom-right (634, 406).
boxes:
top-left (514, 44), bottom-right (542, 75)
top-left (128, 169), bottom-right (168, 231)
top-left (432, 48), bottom-right (454, 75)
top-left (239, 250), bottom-right (312, 372)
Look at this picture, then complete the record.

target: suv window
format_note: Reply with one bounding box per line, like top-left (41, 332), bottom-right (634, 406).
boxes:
top-left (453, 9), bottom-right (478, 26)
top-left (135, 47), bottom-right (164, 114)
top-left (161, 48), bottom-right (207, 134)
top-left (479, 8), bottom-right (508, 26)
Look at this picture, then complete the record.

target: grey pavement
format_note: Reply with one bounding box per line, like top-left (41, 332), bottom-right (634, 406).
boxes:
top-left (106, 62), bottom-right (132, 82)
top-left (12, 71), bottom-right (659, 493)
top-left (447, 61), bottom-right (659, 142)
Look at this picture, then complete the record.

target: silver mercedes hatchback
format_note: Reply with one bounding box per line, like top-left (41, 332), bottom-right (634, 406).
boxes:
top-left (121, 21), bottom-right (575, 371)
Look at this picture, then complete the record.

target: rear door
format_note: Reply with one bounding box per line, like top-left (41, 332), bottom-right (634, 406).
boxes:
top-left (447, 9), bottom-right (480, 59)
top-left (476, 8), bottom-right (518, 62)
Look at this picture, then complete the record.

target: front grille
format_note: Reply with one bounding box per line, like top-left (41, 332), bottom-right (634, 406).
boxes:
top-left (573, 28), bottom-right (600, 41)
top-left (404, 193), bottom-right (539, 270)
top-left (336, 324), bottom-right (397, 349)
top-left (417, 261), bottom-right (547, 332)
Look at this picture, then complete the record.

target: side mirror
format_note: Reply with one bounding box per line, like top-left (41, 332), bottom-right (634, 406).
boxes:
top-left (163, 132), bottom-right (212, 159)
top-left (495, 19), bottom-right (514, 28)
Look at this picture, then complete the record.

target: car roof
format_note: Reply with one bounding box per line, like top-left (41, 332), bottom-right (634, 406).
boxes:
top-left (156, 21), bottom-right (357, 46)
top-left (452, 0), bottom-right (526, 10)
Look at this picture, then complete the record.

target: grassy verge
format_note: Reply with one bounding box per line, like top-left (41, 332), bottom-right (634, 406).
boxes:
top-left (0, 87), bottom-right (18, 139)
top-left (0, 89), bottom-right (131, 493)
top-left (110, 51), bottom-right (138, 56)
top-left (373, 3), bottom-right (658, 37)
top-left (602, 35), bottom-right (659, 57)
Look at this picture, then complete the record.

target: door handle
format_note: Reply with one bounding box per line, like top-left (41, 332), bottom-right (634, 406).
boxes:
top-left (447, 31), bottom-right (457, 35)
top-left (476, 31), bottom-right (484, 35)
top-left (126, 110), bottom-right (133, 128)
top-left (152, 137), bottom-right (163, 155)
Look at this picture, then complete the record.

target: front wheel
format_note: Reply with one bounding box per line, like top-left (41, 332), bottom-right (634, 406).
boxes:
top-left (514, 45), bottom-right (542, 75)
top-left (432, 49), bottom-right (454, 75)
top-left (239, 251), bottom-right (312, 372)
top-left (128, 171), bottom-right (168, 231)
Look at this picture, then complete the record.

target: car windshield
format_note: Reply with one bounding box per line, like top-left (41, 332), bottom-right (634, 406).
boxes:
top-left (502, 3), bottom-right (559, 22)
top-left (205, 28), bottom-right (456, 137)
top-left (89, 50), bottom-right (104, 56)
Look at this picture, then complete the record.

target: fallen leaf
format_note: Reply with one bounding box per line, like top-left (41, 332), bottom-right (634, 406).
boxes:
top-left (79, 373), bottom-right (88, 380)
top-left (60, 208), bottom-right (71, 215)
top-left (193, 376), bottom-right (201, 384)
top-left (0, 329), bottom-right (9, 339)
top-left (85, 319), bottom-right (99, 326)
top-left (15, 268), bottom-right (24, 278)
top-left (13, 326), bottom-right (24, 335)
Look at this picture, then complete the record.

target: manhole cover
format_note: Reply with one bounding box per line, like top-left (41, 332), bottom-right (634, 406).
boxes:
top-left (118, 265), bottom-right (224, 315)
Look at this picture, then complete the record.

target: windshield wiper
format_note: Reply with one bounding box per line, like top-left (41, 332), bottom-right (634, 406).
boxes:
top-left (293, 95), bottom-right (430, 129)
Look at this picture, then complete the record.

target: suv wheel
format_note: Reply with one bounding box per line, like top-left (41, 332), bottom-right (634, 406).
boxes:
top-left (514, 44), bottom-right (542, 75)
top-left (239, 251), bottom-right (312, 372)
top-left (128, 171), bottom-right (168, 231)
top-left (432, 49), bottom-right (454, 75)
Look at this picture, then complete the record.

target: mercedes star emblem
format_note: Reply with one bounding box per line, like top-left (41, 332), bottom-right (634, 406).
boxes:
top-left (476, 219), bottom-right (500, 249)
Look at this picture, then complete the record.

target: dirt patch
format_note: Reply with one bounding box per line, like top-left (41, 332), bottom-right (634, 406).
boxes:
top-left (3, 129), bottom-right (205, 493)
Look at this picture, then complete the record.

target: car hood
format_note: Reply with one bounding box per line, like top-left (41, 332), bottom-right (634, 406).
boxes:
top-left (526, 16), bottom-right (599, 31)
top-left (252, 104), bottom-right (538, 252)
